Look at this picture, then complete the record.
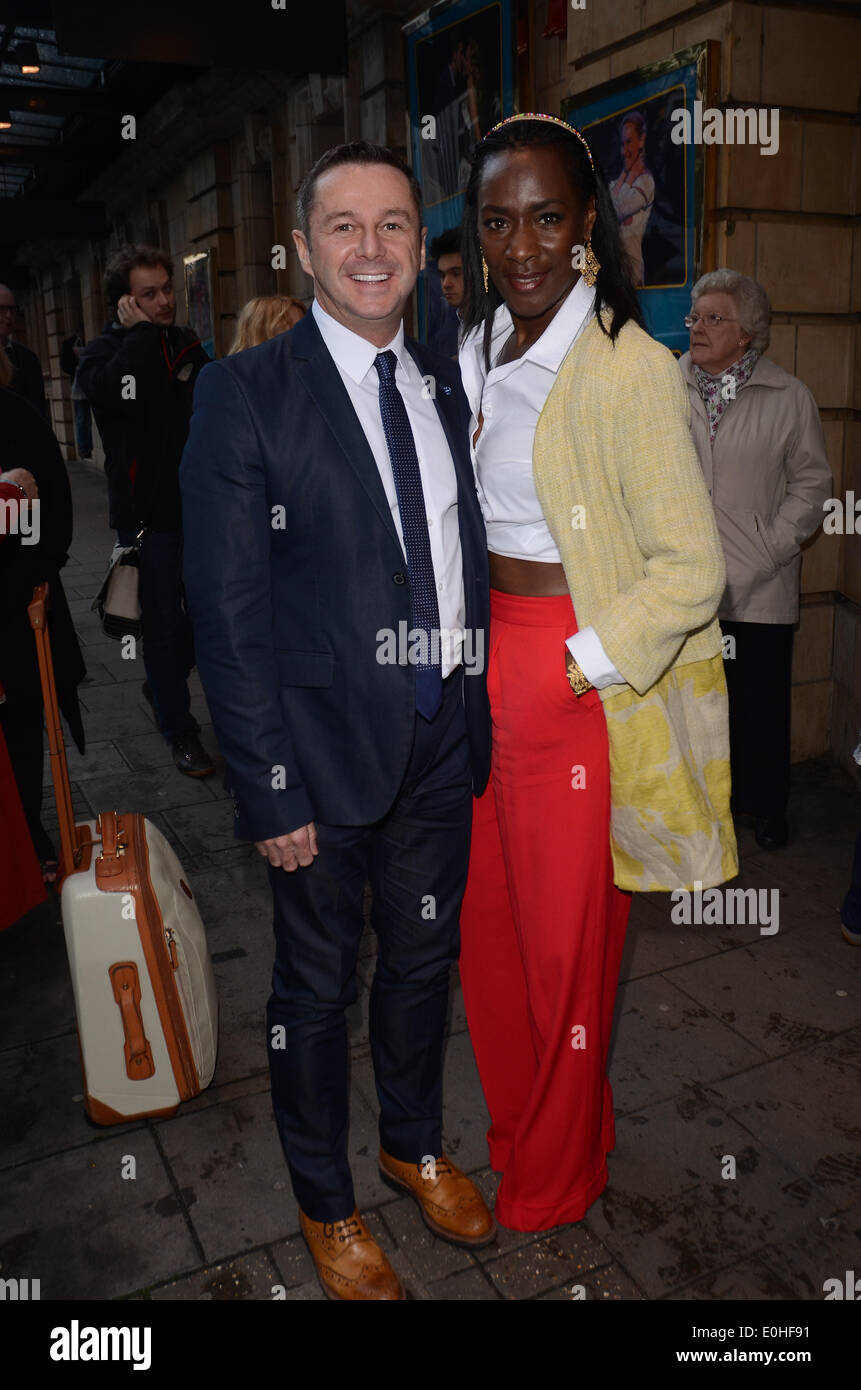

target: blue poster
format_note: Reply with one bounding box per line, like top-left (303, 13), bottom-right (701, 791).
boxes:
top-left (404, 0), bottom-right (515, 342)
top-left (563, 45), bottom-right (711, 355)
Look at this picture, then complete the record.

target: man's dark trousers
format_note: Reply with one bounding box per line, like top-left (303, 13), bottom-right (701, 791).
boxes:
top-left (267, 667), bottom-right (471, 1221)
top-left (118, 528), bottom-right (198, 744)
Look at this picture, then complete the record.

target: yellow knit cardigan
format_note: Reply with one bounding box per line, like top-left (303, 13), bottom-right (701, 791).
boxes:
top-left (532, 310), bottom-right (738, 891)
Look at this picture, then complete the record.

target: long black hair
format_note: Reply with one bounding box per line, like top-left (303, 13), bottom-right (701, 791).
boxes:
top-left (460, 118), bottom-right (644, 368)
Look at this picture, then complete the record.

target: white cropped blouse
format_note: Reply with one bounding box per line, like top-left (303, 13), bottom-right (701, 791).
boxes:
top-left (459, 276), bottom-right (596, 563)
top-left (458, 278), bottom-right (624, 689)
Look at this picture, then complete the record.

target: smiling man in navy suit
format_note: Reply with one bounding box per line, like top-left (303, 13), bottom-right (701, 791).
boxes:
top-left (180, 142), bottom-right (493, 1299)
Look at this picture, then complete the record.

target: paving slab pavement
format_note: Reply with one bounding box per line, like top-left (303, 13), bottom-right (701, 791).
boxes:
top-left (2, 458), bottom-right (860, 1303)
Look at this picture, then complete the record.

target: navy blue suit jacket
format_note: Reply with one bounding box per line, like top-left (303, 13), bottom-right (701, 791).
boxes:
top-left (180, 309), bottom-right (490, 842)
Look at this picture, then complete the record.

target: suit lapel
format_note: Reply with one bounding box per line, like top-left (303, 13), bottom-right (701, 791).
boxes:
top-left (291, 317), bottom-right (477, 563)
top-left (291, 314), bottom-right (402, 552)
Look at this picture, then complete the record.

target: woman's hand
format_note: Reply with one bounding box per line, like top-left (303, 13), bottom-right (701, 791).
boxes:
top-left (0, 468), bottom-right (38, 500)
top-left (565, 648), bottom-right (593, 696)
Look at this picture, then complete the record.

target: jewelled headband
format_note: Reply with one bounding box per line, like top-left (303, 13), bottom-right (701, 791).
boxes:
top-left (484, 112), bottom-right (595, 174)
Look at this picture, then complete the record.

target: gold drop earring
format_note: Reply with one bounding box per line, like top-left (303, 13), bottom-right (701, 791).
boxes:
top-left (582, 240), bottom-right (600, 288)
top-left (481, 253), bottom-right (489, 295)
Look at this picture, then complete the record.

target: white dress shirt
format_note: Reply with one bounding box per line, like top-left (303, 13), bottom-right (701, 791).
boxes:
top-left (312, 299), bottom-right (465, 675)
top-left (458, 279), bottom-right (624, 689)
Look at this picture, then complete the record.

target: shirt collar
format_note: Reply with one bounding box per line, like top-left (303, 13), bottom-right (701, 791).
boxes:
top-left (522, 275), bottom-right (597, 371)
top-left (312, 298), bottom-right (407, 384)
top-left (463, 275), bottom-right (597, 384)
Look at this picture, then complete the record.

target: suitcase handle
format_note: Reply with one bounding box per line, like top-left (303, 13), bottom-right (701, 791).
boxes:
top-left (109, 962), bottom-right (155, 1080)
top-left (27, 582), bottom-right (78, 880)
top-left (99, 810), bottom-right (119, 860)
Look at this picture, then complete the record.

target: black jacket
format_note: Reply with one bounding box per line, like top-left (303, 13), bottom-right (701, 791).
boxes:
top-left (0, 388), bottom-right (86, 751)
top-left (4, 339), bottom-right (47, 419)
top-left (181, 310), bottom-right (491, 843)
top-left (77, 321), bottom-right (210, 533)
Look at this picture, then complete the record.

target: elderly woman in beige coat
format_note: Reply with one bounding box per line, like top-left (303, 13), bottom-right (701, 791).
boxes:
top-left (679, 269), bottom-right (832, 851)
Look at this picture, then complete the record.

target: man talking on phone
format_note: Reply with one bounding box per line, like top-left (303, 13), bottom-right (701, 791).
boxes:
top-left (77, 245), bottom-right (213, 776)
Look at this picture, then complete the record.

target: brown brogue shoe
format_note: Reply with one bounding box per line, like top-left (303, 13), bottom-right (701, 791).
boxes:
top-left (378, 1149), bottom-right (496, 1248)
top-left (299, 1207), bottom-right (404, 1301)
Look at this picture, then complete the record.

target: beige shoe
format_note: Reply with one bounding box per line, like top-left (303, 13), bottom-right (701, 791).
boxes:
top-left (379, 1149), bottom-right (497, 1248)
top-left (299, 1207), bottom-right (404, 1301)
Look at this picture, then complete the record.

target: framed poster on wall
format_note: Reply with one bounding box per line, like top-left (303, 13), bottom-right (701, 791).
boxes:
top-left (183, 248), bottom-right (217, 360)
top-left (404, 0), bottom-right (516, 341)
top-left (563, 43), bottom-right (717, 355)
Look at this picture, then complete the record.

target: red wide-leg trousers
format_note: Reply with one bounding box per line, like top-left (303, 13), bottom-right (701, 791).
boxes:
top-left (459, 590), bottom-right (631, 1231)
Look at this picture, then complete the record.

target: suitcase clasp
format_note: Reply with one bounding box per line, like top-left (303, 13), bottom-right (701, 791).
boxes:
top-left (164, 927), bottom-right (179, 971)
top-left (97, 810), bottom-right (127, 873)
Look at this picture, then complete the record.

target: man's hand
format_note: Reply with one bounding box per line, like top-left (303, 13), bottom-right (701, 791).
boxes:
top-left (255, 822), bottom-right (318, 872)
top-left (0, 468), bottom-right (38, 500)
top-left (117, 293), bottom-right (151, 328)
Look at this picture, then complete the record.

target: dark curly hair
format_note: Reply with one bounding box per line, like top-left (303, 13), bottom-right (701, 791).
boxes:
top-left (460, 118), bottom-right (643, 368)
top-left (429, 225), bottom-right (462, 261)
top-left (104, 244), bottom-right (173, 311)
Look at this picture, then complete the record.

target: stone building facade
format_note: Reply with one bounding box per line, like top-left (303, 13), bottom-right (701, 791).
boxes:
top-left (531, 0), bottom-right (860, 783)
top-left (11, 0), bottom-right (860, 775)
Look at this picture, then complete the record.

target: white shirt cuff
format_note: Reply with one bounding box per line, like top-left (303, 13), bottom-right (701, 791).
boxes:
top-left (566, 626), bottom-right (625, 689)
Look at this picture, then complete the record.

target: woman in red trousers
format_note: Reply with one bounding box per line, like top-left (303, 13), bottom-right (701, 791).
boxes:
top-left (460, 589), bottom-right (629, 1230)
top-left (456, 114), bottom-right (732, 1231)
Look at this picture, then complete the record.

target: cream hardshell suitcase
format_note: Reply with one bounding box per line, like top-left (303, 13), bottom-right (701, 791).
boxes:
top-left (29, 584), bottom-right (218, 1124)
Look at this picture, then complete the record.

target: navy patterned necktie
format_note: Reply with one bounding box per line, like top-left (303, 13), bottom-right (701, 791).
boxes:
top-left (374, 349), bottom-right (443, 720)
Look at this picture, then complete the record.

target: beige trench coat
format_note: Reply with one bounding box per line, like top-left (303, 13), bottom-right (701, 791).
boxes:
top-left (678, 352), bottom-right (833, 624)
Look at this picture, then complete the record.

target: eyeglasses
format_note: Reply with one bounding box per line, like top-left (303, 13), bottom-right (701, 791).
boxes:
top-left (0, 305), bottom-right (14, 315)
top-left (684, 312), bottom-right (738, 329)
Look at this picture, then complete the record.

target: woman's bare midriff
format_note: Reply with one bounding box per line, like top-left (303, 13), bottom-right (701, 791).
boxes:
top-left (489, 552), bottom-right (570, 596)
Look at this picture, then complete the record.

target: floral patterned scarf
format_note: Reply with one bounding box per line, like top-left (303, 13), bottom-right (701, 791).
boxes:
top-left (693, 347), bottom-right (760, 440)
